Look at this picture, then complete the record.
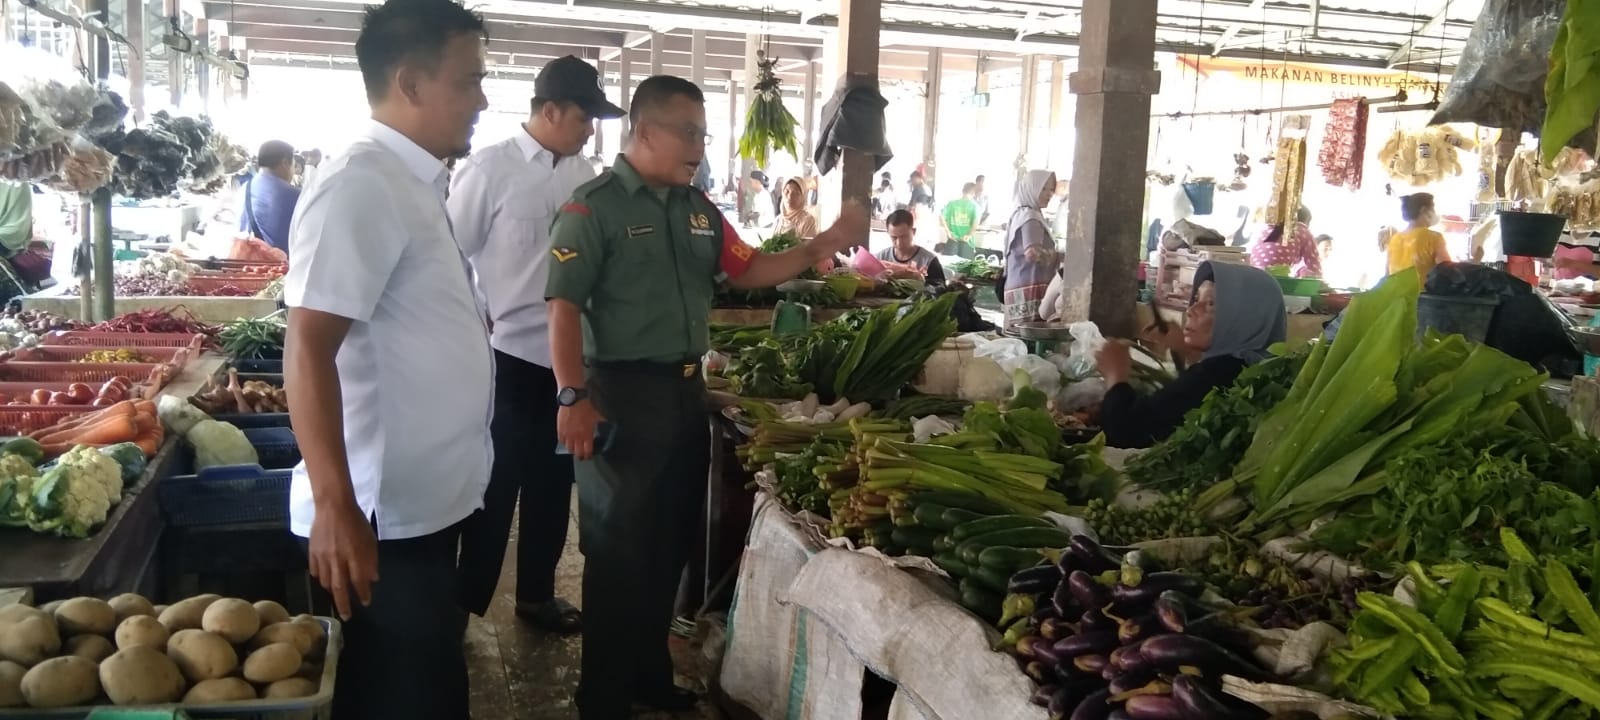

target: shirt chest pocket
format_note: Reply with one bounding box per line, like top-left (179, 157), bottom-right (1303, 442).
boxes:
top-left (680, 216), bottom-right (719, 275)
top-left (503, 202), bottom-right (552, 243)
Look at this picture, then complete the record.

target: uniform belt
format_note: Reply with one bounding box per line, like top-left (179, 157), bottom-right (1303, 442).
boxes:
top-left (589, 358), bottom-right (704, 379)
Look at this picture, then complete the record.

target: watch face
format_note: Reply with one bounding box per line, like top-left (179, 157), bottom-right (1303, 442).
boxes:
top-left (558, 387), bottom-right (585, 406)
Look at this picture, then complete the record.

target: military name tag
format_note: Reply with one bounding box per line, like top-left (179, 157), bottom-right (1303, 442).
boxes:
top-left (627, 224), bottom-right (655, 238)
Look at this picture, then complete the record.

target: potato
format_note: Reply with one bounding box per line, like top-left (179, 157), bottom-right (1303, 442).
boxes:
top-left (262, 676), bottom-right (317, 699)
top-left (242, 642), bottom-right (302, 683)
top-left (166, 629), bottom-right (237, 682)
top-left (152, 605), bottom-right (169, 616)
top-left (54, 597), bottom-right (117, 637)
top-left (19, 656), bottom-right (99, 708)
top-left (37, 600), bottom-right (65, 616)
top-left (183, 677), bottom-right (256, 704)
top-left (291, 616), bottom-right (327, 660)
top-left (0, 605), bottom-right (51, 637)
top-left (100, 645), bottom-right (185, 705)
top-left (250, 623), bottom-right (313, 657)
top-left (252, 600), bottom-right (291, 627)
top-left (107, 593), bottom-right (156, 621)
top-left (159, 595), bottom-right (219, 633)
top-left (201, 599), bottom-right (260, 644)
top-left (63, 635), bottom-right (115, 662)
top-left (0, 615), bottom-right (60, 666)
top-left (0, 660), bottom-right (25, 707)
top-left (115, 615), bottom-right (170, 651)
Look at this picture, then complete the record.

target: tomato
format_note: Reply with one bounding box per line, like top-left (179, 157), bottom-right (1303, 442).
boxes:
top-left (47, 392), bottom-right (69, 406)
top-left (29, 389), bottom-right (51, 405)
top-left (65, 383), bottom-right (95, 404)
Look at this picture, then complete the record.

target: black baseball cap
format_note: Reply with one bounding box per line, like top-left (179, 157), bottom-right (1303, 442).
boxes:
top-left (535, 56), bottom-right (625, 119)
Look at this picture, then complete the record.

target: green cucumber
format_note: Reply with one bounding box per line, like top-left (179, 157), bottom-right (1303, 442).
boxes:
top-left (971, 564), bottom-right (1012, 595)
top-left (939, 507), bottom-right (984, 529)
top-left (952, 514), bottom-right (1053, 541)
top-left (933, 533), bottom-right (959, 552)
top-left (909, 491), bottom-right (1012, 516)
top-left (912, 503), bottom-right (979, 531)
top-left (978, 546), bottom-right (1046, 573)
top-left (962, 527), bottom-right (1073, 550)
top-left (933, 551), bottom-right (972, 577)
top-left (959, 578), bottom-right (1003, 622)
top-left (891, 526), bottom-right (940, 553)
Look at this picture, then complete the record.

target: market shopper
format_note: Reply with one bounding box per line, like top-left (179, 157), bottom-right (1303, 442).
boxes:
top-left (973, 174), bottom-right (990, 224)
top-left (238, 140), bottom-right (300, 254)
top-left (938, 182), bottom-right (980, 258)
top-left (875, 209), bottom-right (946, 285)
top-left (281, 0), bottom-right (491, 717)
top-left (1000, 169), bottom-right (1060, 327)
top-left (544, 74), bottom-right (867, 720)
top-left (1096, 261), bottom-right (1286, 448)
top-left (1385, 192), bottom-right (1450, 279)
top-left (1248, 206), bottom-right (1322, 278)
top-left (450, 55), bottom-right (625, 632)
top-left (774, 178), bottom-right (819, 238)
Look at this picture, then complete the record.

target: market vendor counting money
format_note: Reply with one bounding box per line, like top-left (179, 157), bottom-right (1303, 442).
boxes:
top-left (1095, 261), bottom-right (1287, 449)
top-left (543, 74), bottom-right (866, 720)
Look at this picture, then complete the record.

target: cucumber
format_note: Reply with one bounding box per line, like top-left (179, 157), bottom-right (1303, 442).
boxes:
top-left (952, 514), bottom-right (1053, 541)
top-left (957, 541), bottom-right (987, 565)
top-left (933, 551), bottom-right (972, 578)
top-left (910, 491), bottom-right (1012, 516)
top-left (940, 507), bottom-right (984, 529)
top-left (959, 578), bottom-right (1003, 622)
top-left (962, 527), bottom-right (1073, 550)
top-left (891, 526), bottom-right (940, 553)
top-left (971, 564), bottom-right (1012, 595)
top-left (978, 546), bottom-right (1046, 573)
top-left (933, 533), bottom-right (959, 552)
top-left (912, 503), bottom-right (979, 531)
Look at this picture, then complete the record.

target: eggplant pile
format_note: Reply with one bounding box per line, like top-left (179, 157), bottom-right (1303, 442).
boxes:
top-left (1001, 536), bottom-right (1273, 720)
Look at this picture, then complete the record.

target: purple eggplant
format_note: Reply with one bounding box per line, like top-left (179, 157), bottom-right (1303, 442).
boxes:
top-left (1017, 636), bottom-right (1051, 662)
top-left (1081, 607), bottom-right (1117, 633)
top-left (1025, 661), bottom-right (1051, 683)
top-left (1068, 688), bottom-right (1114, 720)
top-left (1041, 617), bottom-right (1071, 641)
top-left (1073, 654), bottom-right (1109, 675)
top-left (1111, 573), bottom-right (1204, 609)
top-left (1170, 675), bottom-right (1268, 720)
top-left (1113, 646), bottom-right (1149, 673)
top-left (1138, 634), bottom-right (1271, 682)
top-left (1107, 711), bottom-right (1132, 720)
top-left (1070, 536), bottom-right (1122, 574)
top-left (1070, 570), bottom-right (1113, 610)
top-left (1054, 577), bottom-right (1080, 617)
top-left (1108, 667), bottom-right (1162, 696)
top-left (1118, 613), bottom-right (1163, 644)
top-left (1153, 591), bottom-right (1196, 633)
top-left (1123, 694), bottom-right (1185, 720)
top-left (1054, 630), bottom-right (1119, 659)
top-left (1011, 564), bottom-right (1066, 595)
top-left (1032, 684), bottom-right (1058, 707)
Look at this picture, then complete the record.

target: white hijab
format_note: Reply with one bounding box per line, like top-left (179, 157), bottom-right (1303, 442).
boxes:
top-left (1009, 170), bottom-right (1056, 238)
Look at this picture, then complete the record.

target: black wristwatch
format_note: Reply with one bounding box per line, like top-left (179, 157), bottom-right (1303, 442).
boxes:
top-left (556, 387), bottom-right (590, 407)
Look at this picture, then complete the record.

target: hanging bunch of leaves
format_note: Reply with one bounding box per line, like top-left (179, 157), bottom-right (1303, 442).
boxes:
top-left (738, 51), bottom-right (799, 169)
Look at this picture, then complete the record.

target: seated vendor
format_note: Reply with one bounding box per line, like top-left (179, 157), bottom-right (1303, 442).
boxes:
top-left (875, 209), bottom-right (947, 286)
top-left (1096, 261), bottom-right (1286, 449)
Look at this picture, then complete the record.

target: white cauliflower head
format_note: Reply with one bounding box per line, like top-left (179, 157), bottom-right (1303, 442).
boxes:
top-left (59, 444), bottom-right (125, 507)
top-left (25, 464), bottom-right (111, 538)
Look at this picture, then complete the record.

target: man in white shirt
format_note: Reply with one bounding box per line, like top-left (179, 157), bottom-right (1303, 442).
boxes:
top-left (281, 0), bottom-right (491, 717)
top-left (451, 56), bottom-right (623, 632)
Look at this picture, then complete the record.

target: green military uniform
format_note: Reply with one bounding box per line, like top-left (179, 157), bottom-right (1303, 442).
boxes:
top-left (545, 155), bottom-right (732, 720)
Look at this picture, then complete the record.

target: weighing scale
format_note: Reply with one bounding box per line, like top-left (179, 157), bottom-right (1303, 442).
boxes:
top-left (772, 279), bottom-right (826, 336)
top-left (1006, 321), bottom-right (1073, 355)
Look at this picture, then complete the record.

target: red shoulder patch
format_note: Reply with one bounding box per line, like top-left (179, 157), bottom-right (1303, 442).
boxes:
top-left (561, 202), bottom-right (591, 216)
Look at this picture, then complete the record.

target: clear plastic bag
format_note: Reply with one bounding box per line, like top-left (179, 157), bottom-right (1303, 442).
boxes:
top-left (957, 356), bottom-right (1011, 402)
top-left (971, 336), bottom-right (1028, 363)
top-left (1003, 353), bottom-right (1063, 397)
top-left (1431, 0), bottom-right (1571, 139)
top-left (1064, 321), bottom-right (1107, 379)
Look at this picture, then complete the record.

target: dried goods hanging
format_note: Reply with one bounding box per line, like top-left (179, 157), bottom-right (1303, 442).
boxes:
top-left (1317, 98), bottom-right (1369, 190)
top-left (737, 51), bottom-right (800, 170)
top-left (1264, 116), bottom-right (1309, 227)
top-left (1376, 125), bottom-right (1476, 187)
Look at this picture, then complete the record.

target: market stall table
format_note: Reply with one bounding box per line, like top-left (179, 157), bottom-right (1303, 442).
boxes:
top-left (20, 284), bottom-right (281, 324)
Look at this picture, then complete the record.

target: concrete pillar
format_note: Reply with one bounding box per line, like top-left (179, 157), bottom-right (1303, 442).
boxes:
top-left (726, 76), bottom-right (739, 197)
top-left (163, 0), bottom-right (182, 108)
top-left (922, 49), bottom-right (941, 180)
top-left (88, 0), bottom-right (113, 322)
top-left (690, 30), bottom-right (706, 86)
top-left (802, 59), bottom-right (818, 166)
top-left (649, 32), bottom-right (663, 77)
top-left (1059, 0), bottom-right (1161, 336)
top-left (1048, 59), bottom-right (1065, 163)
top-left (1, 0), bottom-right (11, 44)
top-left (833, 0), bottom-right (881, 218)
top-left (1017, 54), bottom-right (1037, 170)
top-left (619, 53), bottom-right (632, 137)
top-left (738, 35), bottom-right (759, 222)
top-left (218, 36), bottom-right (232, 108)
top-left (125, 0), bottom-right (145, 122)
top-left (194, 18), bottom-right (209, 115)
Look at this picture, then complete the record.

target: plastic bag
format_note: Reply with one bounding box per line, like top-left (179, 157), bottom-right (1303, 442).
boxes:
top-left (1063, 321), bottom-right (1106, 379)
top-left (972, 336), bottom-right (1027, 363)
top-left (850, 246), bottom-right (887, 278)
top-left (1004, 353), bottom-right (1063, 397)
top-left (1431, 0), bottom-right (1573, 141)
top-left (958, 356), bottom-right (1011, 402)
top-left (1055, 377), bottom-right (1106, 413)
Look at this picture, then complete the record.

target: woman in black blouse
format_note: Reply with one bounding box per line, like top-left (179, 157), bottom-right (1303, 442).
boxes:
top-left (1095, 261), bottom-right (1287, 449)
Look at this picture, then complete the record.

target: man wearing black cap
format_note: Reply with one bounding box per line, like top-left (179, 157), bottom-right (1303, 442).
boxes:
top-left (450, 55), bottom-right (625, 632)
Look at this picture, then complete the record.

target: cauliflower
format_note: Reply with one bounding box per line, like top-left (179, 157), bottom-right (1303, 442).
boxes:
top-left (0, 459), bottom-right (38, 527)
top-left (25, 464), bottom-right (111, 538)
top-left (187, 419), bottom-right (258, 470)
top-left (58, 444), bottom-right (124, 507)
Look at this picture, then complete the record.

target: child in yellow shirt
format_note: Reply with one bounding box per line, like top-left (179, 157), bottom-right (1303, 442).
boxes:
top-left (1385, 192), bottom-right (1451, 278)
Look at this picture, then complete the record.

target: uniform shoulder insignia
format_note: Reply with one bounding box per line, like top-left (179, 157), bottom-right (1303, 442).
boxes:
top-left (551, 248), bottom-right (580, 263)
top-left (560, 202), bottom-right (591, 217)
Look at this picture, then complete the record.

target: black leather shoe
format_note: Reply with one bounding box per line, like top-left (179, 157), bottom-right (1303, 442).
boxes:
top-left (631, 686), bottom-right (699, 713)
top-left (513, 598), bottom-right (582, 634)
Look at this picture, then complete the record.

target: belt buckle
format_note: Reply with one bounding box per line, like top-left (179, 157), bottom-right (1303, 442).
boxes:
top-left (682, 363), bottom-right (697, 378)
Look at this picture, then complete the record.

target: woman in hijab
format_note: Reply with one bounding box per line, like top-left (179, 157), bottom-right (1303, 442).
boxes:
top-left (773, 178), bottom-right (819, 238)
top-left (1095, 261), bottom-right (1287, 449)
top-left (1001, 170), bottom-right (1060, 327)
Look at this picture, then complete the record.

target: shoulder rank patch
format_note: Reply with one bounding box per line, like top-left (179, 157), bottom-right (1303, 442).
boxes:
top-left (627, 224), bottom-right (655, 238)
top-left (551, 248), bottom-right (580, 263)
top-left (560, 202), bottom-right (590, 216)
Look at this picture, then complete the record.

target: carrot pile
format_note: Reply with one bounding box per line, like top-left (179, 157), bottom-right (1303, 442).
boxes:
top-left (27, 399), bottom-right (164, 458)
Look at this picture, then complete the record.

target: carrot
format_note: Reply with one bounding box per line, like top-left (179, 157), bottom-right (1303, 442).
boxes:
top-left (37, 414), bottom-right (139, 447)
top-left (133, 399), bottom-right (156, 416)
top-left (134, 412), bottom-right (158, 435)
top-left (27, 401), bottom-right (136, 439)
top-left (133, 429), bottom-right (162, 457)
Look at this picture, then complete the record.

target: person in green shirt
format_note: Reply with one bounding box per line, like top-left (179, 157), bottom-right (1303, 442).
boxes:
top-left (0, 181), bottom-right (33, 258)
top-left (940, 182), bottom-right (980, 258)
top-left (543, 75), bottom-right (864, 720)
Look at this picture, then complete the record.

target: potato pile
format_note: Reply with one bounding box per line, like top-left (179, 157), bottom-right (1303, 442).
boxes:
top-left (0, 594), bottom-right (327, 709)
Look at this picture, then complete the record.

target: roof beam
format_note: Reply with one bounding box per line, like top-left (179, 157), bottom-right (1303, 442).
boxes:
top-left (204, 3), bottom-right (625, 46)
top-left (1386, 0), bottom-right (1454, 67)
top-left (1209, 0), bottom-right (1265, 57)
top-left (226, 22), bottom-right (594, 57)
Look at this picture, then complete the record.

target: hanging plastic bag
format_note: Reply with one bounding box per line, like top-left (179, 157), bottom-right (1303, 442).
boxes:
top-left (1430, 0), bottom-right (1571, 142)
top-left (1063, 321), bottom-right (1107, 379)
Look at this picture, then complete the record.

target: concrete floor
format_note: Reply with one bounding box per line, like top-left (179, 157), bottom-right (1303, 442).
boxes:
top-left (464, 508), bottom-right (727, 720)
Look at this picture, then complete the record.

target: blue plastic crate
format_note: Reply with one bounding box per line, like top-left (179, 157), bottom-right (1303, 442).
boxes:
top-left (212, 412), bottom-right (291, 429)
top-left (233, 358), bottom-right (283, 373)
top-left (169, 426), bottom-right (300, 476)
top-left (159, 464), bottom-right (291, 527)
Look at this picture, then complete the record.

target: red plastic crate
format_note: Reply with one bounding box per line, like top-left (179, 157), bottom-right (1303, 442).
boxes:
top-left (187, 275), bottom-right (276, 295)
top-left (43, 331), bottom-right (205, 350)
top-left (0, 405), bottom-right (97, 435)
top-left (0, 362), bottom-right (167, 388)
top-left (10, 345), bottom-right (191, 365)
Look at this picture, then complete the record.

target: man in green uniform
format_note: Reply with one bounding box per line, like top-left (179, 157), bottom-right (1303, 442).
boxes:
top-left (940, 181), bottom-right (980, 258)
top-left (544, 75), bottom-right (865, 720)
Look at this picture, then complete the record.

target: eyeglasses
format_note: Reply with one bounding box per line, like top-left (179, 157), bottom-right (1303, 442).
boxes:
top-left (647, 120), bottom-right (713, 146)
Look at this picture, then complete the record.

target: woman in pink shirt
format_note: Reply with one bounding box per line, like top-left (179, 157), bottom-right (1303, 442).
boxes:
top-left (1249, 206), bottom-right (1322, 278)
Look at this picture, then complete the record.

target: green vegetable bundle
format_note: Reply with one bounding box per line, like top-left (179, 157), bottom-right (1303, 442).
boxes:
top-left (822, 292), bottom-right (959, 404)
top-left (1541, 2), bottom-right (1600, 164)
top-left (218, 317), bottom-right (285, 360)
top-left (737, 52), bottom-right (799, 169)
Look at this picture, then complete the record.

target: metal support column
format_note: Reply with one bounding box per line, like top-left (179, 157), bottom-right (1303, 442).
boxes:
top-left (649, 32), bottom-right (663, 77)
top-left (1047, 59), bottom-right (1065, 162)
top-left (1059, 0), bottom-right (1161, 335)
top-left (194, 18), bottom-right (209, 114)
top-left (802, 59), bottom-right (818, 166)
top-left (1017, 54), bottom-right (1037, 170)
top-left (125, 0), bottom-right (146, 122)
top-left (690, 30), bottom-right (706, 86)
top-left (737, 34), bottom-right (759, 223)
top-left (922, 49), bottom-right (941, 178)
top-left (593, 59), bottom-right (606, 158)
top-left (163, 0), bottom-right (182, 108)
top-left (619, 53), bottom-right (632, 138)
top-left (89, 0), bottom-right (115, 321)
top-left (726, 75), bottom-right (738, 195)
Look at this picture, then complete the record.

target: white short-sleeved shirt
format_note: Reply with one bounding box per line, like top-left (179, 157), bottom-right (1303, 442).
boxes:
top-left (448, 129), bottom-right (596, 368)
top-left (284, 120), bottom-right (495, 541)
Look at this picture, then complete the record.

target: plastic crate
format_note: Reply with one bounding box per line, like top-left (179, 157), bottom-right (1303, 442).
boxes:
top-left (0, 618), bottom-right (340, 720)
top-left (0, 405), bottom-right (96, 435)
top-left (0, 362), bottom-right (166, 388)
top-left (187, 275), bottom-right (276, 296)
top-left (44, 331), bottom-right (206, 350)
top-left (212, 411), bottom-right (291, 429)
top-left (159, 464), bottom-right (291, 527)
top-left (0, 380), bottom-right (151, 406)
top-left (192, 258), bottom-right (288, 273)
top-left (170, 426), bottom-right (300, 476)
top-left (11, 345), bottom-right (191, 365)
top-left (233, 358), bottom-right (283, 373)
